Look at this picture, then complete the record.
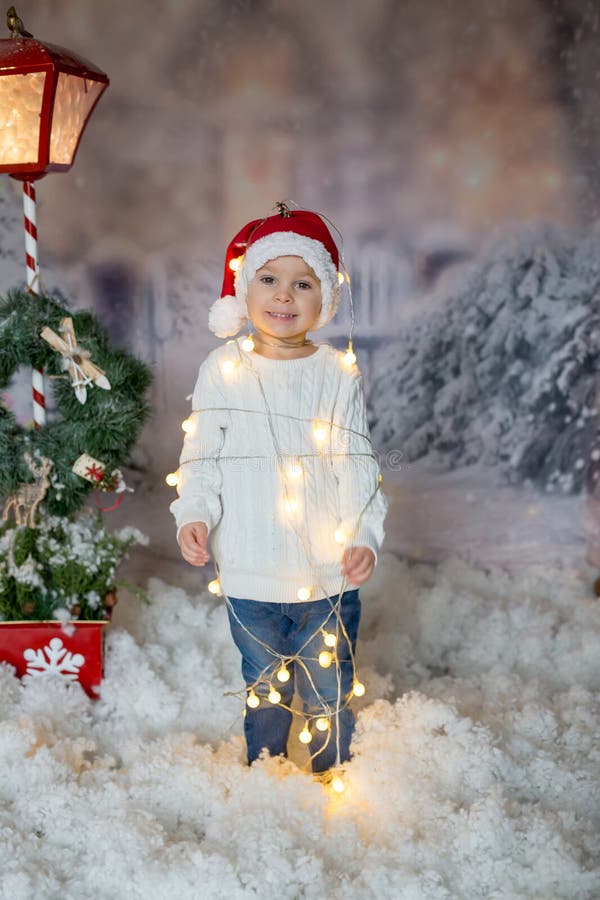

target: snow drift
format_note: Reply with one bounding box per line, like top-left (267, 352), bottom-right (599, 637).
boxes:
top-left (0, 553), bottom-right (599, 898)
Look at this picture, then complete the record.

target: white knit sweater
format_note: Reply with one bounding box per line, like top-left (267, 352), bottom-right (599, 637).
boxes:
top-left (170, 338), bottom-right (388, 603)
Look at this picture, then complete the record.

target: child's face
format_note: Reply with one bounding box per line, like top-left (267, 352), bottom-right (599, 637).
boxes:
top-left (246, 255), bottom-right (323, 342)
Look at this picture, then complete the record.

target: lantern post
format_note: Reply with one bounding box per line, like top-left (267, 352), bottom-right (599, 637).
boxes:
top-left (0, 7), bottom-right (109, 426)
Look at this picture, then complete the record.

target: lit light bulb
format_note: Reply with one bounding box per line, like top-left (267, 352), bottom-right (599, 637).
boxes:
top-left (241, 335), bottom-right (254, 352)
top-left (323, 630), bottom-right (337, 648)
top-left (319, 651), bottom-right (333, 668)
top-left (313, 421), bottom-right (329, 443)
top-left (299, 725), bottom-right (312, 744)
top-left (297, 586), bottom-right (312, 601)
top-left (334, 528), bottom-right (346, 545)
top-left (288, 462), bottom-right (303, 479)
top-left (353, 681), bottom-right (366, 697)
top-left (315, 717), bottom-right (330, 731)
top-left (337, 271), bottom-right (345, 285)
top-left (276, 666), bottom-right (290, 683)
top-left (229, 256), bottom-right (243, 272)
top-left (247, 690), bottom-right (260, 708)
top-left (268, 688), bottom-right (282, 704)
top-left (208, 579), bottom-right (221, 595)
top-left (378, 472), bottom-right (383, 485)
top-left (331, 776), bottom-right (345, 794)
top-left (165, 472), bottom-right (179, 487)
top-left (181, 417), bottom-right (194, 433)
top-left (222, 360), bottom-right (236, 375)
top-left (343, 343), bottom-right (356, 367)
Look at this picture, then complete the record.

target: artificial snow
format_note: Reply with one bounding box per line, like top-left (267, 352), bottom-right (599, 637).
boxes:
top-left (0, 552), bottom-right (599, 899)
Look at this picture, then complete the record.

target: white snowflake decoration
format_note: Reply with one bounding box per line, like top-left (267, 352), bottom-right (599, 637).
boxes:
top-left (22, 638), bottom-right (85, 683)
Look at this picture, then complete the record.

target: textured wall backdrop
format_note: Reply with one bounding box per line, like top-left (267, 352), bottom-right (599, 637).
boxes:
top-left (0, 0), bottom-right (598, 566)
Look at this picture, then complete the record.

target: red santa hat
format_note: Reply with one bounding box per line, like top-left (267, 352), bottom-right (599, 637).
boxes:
top-left (208, 205), bottom-right (342, 338)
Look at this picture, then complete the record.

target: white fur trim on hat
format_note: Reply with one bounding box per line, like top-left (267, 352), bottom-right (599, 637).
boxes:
top-left (208, 293), bottom-right (248, 338)
top-left (234, 232), bottom-right (341, 330)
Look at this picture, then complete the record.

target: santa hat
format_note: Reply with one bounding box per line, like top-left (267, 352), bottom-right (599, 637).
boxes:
top-left (208, 205), bottom-right (342, 338)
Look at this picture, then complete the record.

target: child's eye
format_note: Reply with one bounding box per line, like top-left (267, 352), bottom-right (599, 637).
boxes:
top-left (259, 275), bottom-right (275, 285)
top-left (296, 281), bottom-right (313, 290)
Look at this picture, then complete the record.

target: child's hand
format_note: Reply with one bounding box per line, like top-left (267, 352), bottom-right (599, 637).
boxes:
top-left (178, 522), bottom-right (210, 566)
top-left (340, 546), bottom-right (375, 586)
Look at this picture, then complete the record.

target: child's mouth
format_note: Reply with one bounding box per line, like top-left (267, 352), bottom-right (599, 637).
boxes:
top-left (267, 312), bottom-right (297, 320)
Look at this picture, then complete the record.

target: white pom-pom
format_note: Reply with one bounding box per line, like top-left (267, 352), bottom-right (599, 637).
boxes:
top-left (208, 294), bottom-right (248, 338)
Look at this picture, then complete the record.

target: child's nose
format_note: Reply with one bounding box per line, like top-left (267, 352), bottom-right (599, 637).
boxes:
top-left (274, 286), bottom-right (293, 302)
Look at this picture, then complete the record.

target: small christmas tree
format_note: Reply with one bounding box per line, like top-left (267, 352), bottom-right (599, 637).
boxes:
top-left (0, 289), bottom-right (152, 621)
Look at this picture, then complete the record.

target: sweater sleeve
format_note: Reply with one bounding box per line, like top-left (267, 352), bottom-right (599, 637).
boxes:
top-left (169, 355), bottom-right (231, 539)
top-left (332, 370), bottom-right (389, 564)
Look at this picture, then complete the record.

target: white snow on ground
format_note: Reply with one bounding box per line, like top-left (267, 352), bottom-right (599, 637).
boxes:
top-left (1, 551), bottom-right (599, 899)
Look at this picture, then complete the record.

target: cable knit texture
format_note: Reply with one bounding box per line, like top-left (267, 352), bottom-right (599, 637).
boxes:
top-left (170, 339), bottom-right (388, 603)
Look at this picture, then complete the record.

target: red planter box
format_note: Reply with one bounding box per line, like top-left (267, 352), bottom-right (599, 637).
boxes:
top-left (0, 620), bottom-right (108, 699)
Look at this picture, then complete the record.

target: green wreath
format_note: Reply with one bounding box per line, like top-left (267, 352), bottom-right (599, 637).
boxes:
top-left (0, 289), bottom-right (152, 516)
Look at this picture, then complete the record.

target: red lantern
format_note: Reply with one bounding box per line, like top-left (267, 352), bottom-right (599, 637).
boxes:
top-left (0, 34), bottom-right (109, 181)
top-left (0, 14), bottom-right (109, 427)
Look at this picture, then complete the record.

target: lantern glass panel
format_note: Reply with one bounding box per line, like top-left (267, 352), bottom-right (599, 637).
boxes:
top-left (49, 72), bottom-right (104, 165)
top-left (0, 72), bottom-right (46, 165)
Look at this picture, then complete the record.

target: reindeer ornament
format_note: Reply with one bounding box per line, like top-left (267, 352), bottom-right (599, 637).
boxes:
top-left (2, 452), bottom-right (53, 528)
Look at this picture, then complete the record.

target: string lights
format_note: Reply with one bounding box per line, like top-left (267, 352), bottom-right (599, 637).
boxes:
top-left (318, 650), bottom-right (333, 668)
top-left (299, 724), bottom-right (312, 744)
top-left (247, 690), bottom-right (260, 709)
top-left (276, 665), bottom-right (291, 683)
top-left (342, 340), bottom-right (357, 367)
top-left (333, 528), bottom-right (346, 546)
top-left (331, 776), bottom-right (345, 794)
top-left (313, 421), bottom-right (329, 444)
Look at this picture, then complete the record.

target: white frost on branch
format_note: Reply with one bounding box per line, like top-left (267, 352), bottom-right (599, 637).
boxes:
top-left (370, 222), bottom-right (600, 493)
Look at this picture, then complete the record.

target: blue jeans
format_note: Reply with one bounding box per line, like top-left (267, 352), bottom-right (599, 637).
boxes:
top-left (226, 590), bottom-right (361, 773)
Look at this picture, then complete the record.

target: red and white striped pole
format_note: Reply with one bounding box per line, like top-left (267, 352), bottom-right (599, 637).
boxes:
top-left (23, 180), bottom-right (46, 428)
